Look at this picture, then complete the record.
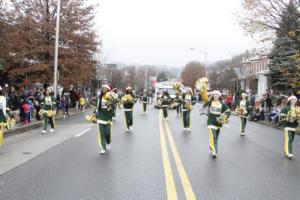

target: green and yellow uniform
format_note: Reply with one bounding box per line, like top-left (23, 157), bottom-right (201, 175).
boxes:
top-left (280, 105), bottom-right (299, 157)
top-left (41, 95), bottom-right (56, 131)
top-left (182, 94), bottom-right (196, 129)
top-left (122, 94), bottom-right (135, 130)
top-left (207, 100), bottom-right (231, 155)
top-left (237, 99), bottom-right (251, 135)
top-left (96, 94), bottom-right (115, 151)
top-left (175, 93), bottom-right (183, 116)
top-left (161, 93), bottom-right (171, 119)
top-left (140, 93), bottom-right (149, 113)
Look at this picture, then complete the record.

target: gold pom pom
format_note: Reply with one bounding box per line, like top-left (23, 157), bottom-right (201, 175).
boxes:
top-left (86, 114), bottom-right (97, 123)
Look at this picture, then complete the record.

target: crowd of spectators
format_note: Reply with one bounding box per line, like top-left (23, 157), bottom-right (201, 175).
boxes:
top-left (0, 83), bottom-right (90, 125)
top-left (223, 89), bottom-right (297, 126)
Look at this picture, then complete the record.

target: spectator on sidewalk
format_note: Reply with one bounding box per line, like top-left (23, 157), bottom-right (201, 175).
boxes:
top-left (21, 100), bottom-right (30, 124)
top-left (3, 84), bottom-right (9, 97)
top-left (225, 93), bottom-right (233, 109)
top-left (27, 98), bottom-right (34, 123)
top-left (79, 95), bottom-right (86, 112)
top-left (56, 93), bottom-right (61, 115)
top-left (248, 93), bottom-right (256, 119)
top-left (251, 101), bottom-right (265, 122)
top-left (62, 93), bottom-right (70, 116)
top-left (265, 94), bottom-right (272, 113)
top-left (0, 87), bottom-right (7, 146)
top-left (233, 93), bottom-right (240, 109)
top-left (33, 99), bottom-right (41, 121)
top-left (35, 90), bottom-right (43, 103)
top-left (267, 103), bottom-right (282, 124)
top-left (69, 89), bottom-right (75, 108)
top-left (75, 92), bottom-right (80, 109)
top-left (7, 91), bottom-right (20, 123)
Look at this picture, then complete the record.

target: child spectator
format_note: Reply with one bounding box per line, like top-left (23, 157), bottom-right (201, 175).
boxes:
top-left (61, 93), bottom-right (70, 116)
top-left (225, 93), bottom-right (233, 109)
top-left (267, 103), bottom-right (282, 125)
top-left (79, 95), bottom-right (86, 111)
top-left (21, 100), bottom-right (30, 124)
top-left (27, 99), bottom-right (33, 123)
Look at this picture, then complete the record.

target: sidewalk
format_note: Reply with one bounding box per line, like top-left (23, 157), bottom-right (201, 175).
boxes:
top-left (5, 108), bottom-right (92, 136)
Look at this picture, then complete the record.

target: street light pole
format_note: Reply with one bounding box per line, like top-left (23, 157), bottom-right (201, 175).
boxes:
top-left (53, 0), bottom-right (61, 97)
top-left (144, 66), bottom-right (148, 90)
top-left (204, 52), bottom-right (208, 77)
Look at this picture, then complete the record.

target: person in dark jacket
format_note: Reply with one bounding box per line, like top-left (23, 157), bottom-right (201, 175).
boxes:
top-left (140, 89), bottom-right (149, 114)
top-left (265, 94), bottom-right (272, 113)
top-left (160, 89), bottom-right (171, 120)
top-left (33, 99), bottom-right (41, 121)
top-left (56, 93), bottom-right (61, 115)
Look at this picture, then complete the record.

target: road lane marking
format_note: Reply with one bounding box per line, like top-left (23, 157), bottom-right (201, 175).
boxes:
top-left (164, 120), bottom-right (197, 200)
top-left (74, 127), bottom-right (92, 138)
top-left (159, 110), bottom-right (178, 200)
top-left (223, 124), bottom-right (231, 128)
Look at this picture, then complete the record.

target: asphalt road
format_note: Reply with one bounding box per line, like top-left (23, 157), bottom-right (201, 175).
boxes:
top-left (0, 104), bottom-right (299, 200)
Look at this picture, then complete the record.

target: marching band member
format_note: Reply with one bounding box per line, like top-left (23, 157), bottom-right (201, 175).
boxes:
top-left (236, 93), bottom-right (251, 136)
top-left (175, 91), bottom-right (183, 116)
top-left (0, 87), bottom-right (7, 146)
top-left (122, 87), bottom-right (135, 131)
top-left (40, 88), bottom-right (56, 134)
top-left (280, 96), bottom-right (299, 159)
top-left (173, 82), bottom-right (183, 116)
top-left (206, 90), bottom-right (231, 158)
top-left (140, 89), bottom-right (149, 114)
top-left (161, 89), bottom-right (171, 120)
top-left (96, 84), bottom-right (115, 154)
top-left (182, 88), bottom-right (196, 132)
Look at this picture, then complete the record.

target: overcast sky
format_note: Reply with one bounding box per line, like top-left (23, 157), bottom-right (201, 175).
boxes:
top-left (94, 0), bottom-right (257, 67)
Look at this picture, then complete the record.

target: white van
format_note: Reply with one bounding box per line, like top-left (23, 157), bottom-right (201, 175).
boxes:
top-left (154, 81), bottom-right (178, 109)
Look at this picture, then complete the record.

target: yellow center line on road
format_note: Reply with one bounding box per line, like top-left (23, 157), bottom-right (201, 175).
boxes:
top-left (159, 110), bottom-right (178, 200)
top-left (164, 119), bottom-right (197, 200)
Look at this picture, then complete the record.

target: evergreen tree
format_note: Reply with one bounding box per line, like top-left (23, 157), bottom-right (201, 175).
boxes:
top-left (268, 4), bottom-right (300, 94)
top-left (157, 71), bottom-right (168, 82)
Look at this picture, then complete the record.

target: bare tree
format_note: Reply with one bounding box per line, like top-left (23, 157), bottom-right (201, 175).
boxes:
top-left (237, 0), bottom-right (293, 41)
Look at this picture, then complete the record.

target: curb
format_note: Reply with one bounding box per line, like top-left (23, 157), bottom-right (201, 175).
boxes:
top-left (5, 109), bottom-right (93, 137)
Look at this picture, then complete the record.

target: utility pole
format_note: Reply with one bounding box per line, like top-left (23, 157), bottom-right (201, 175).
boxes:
top-left (53, 0), bottom-right (61, 97)
top-left (144, 66), bottom-right (148, 90)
